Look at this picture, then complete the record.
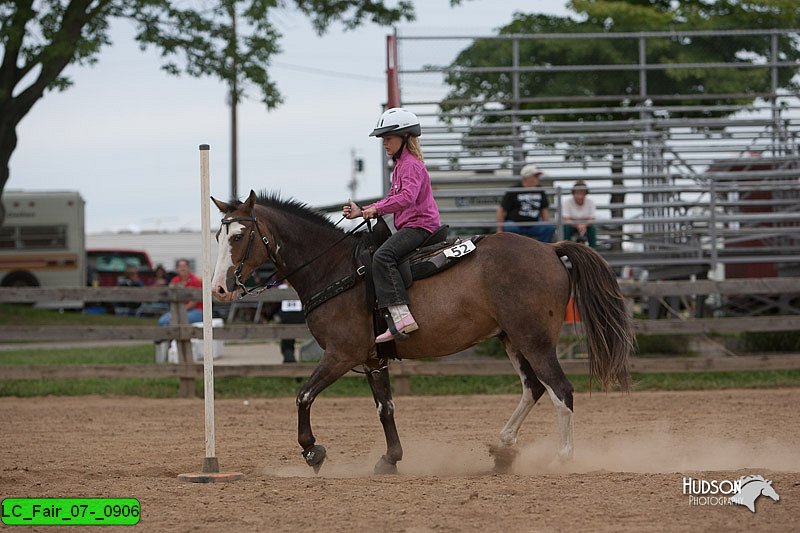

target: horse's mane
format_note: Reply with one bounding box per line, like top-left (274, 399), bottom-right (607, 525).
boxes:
top-left (739, 475), bottom-right (767, 486)
top-left (231, 191), bottom-right (343, 233)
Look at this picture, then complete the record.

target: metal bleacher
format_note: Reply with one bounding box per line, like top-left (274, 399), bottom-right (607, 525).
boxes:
top-left (387, 28), bottom-right (800, 289)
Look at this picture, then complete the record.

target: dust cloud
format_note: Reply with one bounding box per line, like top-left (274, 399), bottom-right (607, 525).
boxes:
top-left (268, 431), bottom-right (798, 478)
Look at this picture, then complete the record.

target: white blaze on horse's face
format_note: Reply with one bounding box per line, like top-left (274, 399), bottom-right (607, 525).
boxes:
top-left (212, 219), bottom-right (245, 301)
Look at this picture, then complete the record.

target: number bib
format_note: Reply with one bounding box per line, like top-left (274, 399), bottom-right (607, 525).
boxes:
top-left (281, 300), bottom-right (303, 312)
top-left (442, 240), bottom-right (477, 259)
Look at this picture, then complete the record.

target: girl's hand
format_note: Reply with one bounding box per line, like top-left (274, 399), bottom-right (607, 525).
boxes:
top-left (362, 206), bottom-right (378, 219)
top-left (343, 199), bottom-right (362, 219)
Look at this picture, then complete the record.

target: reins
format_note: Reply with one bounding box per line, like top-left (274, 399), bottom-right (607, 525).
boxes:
top-left (221, 213), bottom-right (369, 299)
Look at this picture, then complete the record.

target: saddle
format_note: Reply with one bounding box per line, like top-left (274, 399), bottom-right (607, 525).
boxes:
top-left (358, 217), bottom-right (483, 358)
top-left (360, 218), bottom-right (482, 289)
top-left (301, 217), bottom-right (482, 359)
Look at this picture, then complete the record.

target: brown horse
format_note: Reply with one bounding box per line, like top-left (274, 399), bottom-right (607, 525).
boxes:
top-left (211, 191), bottom-right (633, 474)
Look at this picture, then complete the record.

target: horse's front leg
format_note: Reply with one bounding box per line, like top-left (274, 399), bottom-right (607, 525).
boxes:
top-left (296, 354), bottom-right (353, 473)
top-left (366, 366), bottom-right (402, 475)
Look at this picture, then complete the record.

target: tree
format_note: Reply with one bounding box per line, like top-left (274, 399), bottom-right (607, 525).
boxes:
top-left (444, 0), bottom-right (800, 118)
top-left (0, 0), bottom-right (440, 223)
top-left (440, 0), bottom-right (800, 233)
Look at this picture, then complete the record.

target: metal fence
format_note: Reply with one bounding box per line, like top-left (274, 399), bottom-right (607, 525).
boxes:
top-left (389, 28), bottom-right (800, 282)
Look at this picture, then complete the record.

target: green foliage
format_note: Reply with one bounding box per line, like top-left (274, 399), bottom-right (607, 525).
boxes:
top-left (740, 330), bottom-right (800, 352)
top-left (442, 0), bottom-right (800, 131)
top-left (1, 1), bottom-right (415, 108)
top-left (0, 0), bottom-right (427, 216)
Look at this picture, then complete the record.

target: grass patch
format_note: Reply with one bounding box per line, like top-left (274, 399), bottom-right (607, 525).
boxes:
top-left (0, 303), bottom-right (153, 327)
top-left (0, 378), bottom-right (182, 398)
top-left (2, 369), bottom-right (798, 398)
top-left (409, 370), bottom-right (800, 394)
top-left (0, 345), bottom-right (154, 365)
top-left (213, 376), bottom-right (372, 398)
top-left (630, 369), bottom-right (800, 391)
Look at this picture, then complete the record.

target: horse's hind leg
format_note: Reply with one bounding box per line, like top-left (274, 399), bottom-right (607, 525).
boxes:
top-left (296, 354), bottom-right (355, 473)
top-left (523, 345), bottom-right (574, 461)
top-left (490, 337), bottom-right (547, 472)
top-left (366, 366), bottom-right (402, 475)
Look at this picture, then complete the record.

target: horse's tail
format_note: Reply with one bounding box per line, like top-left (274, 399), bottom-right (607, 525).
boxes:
top-left (552, 241), bottom-right (633, 391)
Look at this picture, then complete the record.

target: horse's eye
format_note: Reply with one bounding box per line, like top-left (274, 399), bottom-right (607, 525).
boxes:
top-left (233, 234), bottom-right (243, 241)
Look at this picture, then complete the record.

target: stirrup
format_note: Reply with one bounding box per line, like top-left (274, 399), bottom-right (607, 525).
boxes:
top-left (376, 313), bottom-right (418, 343)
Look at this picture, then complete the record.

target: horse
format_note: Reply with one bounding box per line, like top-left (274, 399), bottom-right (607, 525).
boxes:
top-left (211, 190), bottom-right (634, 474)
top-left (731, 475), bottom-right (780, 513)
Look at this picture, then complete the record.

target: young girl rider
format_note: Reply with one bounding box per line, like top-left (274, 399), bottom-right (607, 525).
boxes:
top-left (343, 108), bottom-right (441, 343)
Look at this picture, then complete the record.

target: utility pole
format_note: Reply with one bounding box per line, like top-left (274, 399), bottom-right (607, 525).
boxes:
top-left (227, 1), bottom-right (239, 200)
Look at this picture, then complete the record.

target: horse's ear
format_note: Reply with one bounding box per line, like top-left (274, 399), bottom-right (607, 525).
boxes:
top-left (211, 196), bottom-right (230, 213)
top-left (242, 190), bottom-right (257, 214)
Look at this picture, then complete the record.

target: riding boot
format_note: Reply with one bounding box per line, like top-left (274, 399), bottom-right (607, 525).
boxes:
top-left (376, 305), bottom-right (418, 343)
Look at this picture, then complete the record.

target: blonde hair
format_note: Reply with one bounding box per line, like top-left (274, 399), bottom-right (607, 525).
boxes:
top-left (406, 136), bottom-right (424, 161)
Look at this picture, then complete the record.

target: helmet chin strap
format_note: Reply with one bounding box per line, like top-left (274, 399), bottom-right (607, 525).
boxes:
top-left (392, 135), bottom-right (409, 161)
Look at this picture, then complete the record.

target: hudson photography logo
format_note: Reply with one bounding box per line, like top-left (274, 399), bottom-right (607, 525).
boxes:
top-left (682, 475), bottom-right (781, 513)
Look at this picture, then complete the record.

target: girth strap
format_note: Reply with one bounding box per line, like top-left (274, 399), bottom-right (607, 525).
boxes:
top-left (358, 248), bottom-right (375, 309)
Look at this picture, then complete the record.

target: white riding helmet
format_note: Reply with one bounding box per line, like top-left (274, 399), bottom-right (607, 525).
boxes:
top-left (369, 107), bottom-right (421, 137)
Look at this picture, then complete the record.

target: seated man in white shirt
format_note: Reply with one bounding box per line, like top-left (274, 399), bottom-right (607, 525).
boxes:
top-left (562, 180), bottom-right (597, 247)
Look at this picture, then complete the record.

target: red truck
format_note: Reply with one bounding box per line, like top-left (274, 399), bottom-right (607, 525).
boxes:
top-left (86, 249), bottom-right (156, 287)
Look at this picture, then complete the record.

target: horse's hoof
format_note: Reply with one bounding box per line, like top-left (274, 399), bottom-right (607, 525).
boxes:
top-left (373, 455), bottom-right (398, 475)
top-left (558, 447), bottom-right (574, 463)
top-left (488, 444), bottom-right (518, 473)
top-left (303, 444), bottom-right (327, 473)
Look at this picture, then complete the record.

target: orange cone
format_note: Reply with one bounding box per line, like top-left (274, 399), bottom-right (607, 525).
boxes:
top-left (564, 296), bottom-right (580, 323)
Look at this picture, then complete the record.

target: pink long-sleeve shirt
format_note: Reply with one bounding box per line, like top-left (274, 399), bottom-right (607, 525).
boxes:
top-left (367, 150), bottom-right (441, 233)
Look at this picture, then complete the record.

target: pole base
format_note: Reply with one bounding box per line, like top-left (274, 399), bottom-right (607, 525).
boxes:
top-left (177, 457), bottom-right (243, 483)
top-left (202, 457), bottom-right (219, 473)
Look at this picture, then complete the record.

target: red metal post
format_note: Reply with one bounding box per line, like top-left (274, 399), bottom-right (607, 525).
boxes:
top-left (386, 34), bottom-right (400, 108)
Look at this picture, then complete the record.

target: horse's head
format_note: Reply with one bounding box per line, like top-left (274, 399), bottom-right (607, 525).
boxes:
top-left (761, 480), bottom-right (780, 502)
top-left (211, 190), bottom-right (271, 301)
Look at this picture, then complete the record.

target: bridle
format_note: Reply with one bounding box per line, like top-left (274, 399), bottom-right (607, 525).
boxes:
top-left (219, 212), bottom-right (369, 299)
top-left (218, 215), bottom-right (274, 296)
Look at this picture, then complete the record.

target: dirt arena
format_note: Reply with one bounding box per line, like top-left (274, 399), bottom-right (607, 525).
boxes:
top-left (2, 388), bottom-right (798, 532)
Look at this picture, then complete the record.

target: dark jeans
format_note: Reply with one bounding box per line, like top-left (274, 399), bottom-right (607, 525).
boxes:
top-left (374, 227), bottom-right (430, 308)
top-left (505, 222), bottom-right (556, 243)
top-left (279, 310), bottom-right (304, 363)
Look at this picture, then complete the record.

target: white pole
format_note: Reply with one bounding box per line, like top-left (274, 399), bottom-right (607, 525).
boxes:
top-left (199, 144), bottom-right (217, 468)
top-left (178, 144), bottom-right (242, 482)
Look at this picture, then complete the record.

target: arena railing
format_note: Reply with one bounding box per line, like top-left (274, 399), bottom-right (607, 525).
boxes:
top-left (1, 281), bottom-right (799, 396)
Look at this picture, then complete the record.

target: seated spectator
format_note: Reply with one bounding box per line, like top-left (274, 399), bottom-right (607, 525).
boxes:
top-left (157, 259), bottom-right (203, 326)
top-left (496, 164), bottom-right (555, 242)
top-left (118, 265), bottom-right (144, 287)
top-left (562, 180), bottom-right (597, 247)
top-left (115, 265), bottom-right (144, 315)
top-left (152, 264), bottom-right (169, 287)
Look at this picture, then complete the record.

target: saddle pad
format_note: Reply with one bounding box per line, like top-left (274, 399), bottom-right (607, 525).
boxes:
top-left (408, 236), bottom-right (481, 280)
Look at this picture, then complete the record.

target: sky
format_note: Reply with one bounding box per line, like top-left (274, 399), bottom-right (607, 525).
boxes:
top-left (7, 0), bottom-right (571, 234)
